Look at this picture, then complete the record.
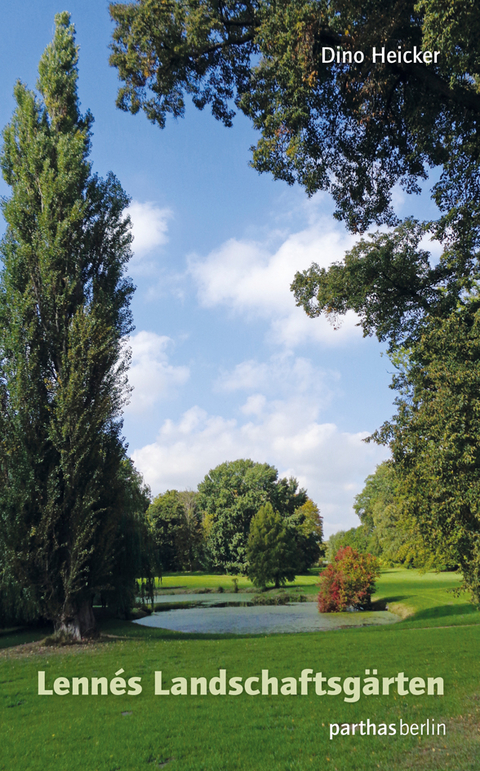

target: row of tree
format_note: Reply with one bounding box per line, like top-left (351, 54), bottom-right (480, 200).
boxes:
top-left (147, 459), bottom-right (324, 581)
top-left (326, 462), bottom-right (454, 571)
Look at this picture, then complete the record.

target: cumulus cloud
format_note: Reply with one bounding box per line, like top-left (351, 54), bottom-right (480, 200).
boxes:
top-left (241, 394), bottom-right (266, 416)
top-left (131, 393), bottom-right (388, 536)
top-left (125, 331), bottom-right (189, 414)
top-left (216, 359), bottom-right (271, 393)
top-left (215, 352), bottom-right (339, 405)
top-left (189, 218), bottom-right (361, 347)
top-left (127, 201), bottom-right (172, 261)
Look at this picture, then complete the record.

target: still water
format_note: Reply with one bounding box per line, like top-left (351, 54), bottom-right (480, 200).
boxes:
top-left (134, 603), bottom-right (399, 634)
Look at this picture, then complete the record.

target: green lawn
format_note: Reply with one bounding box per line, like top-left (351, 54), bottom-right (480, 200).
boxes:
top-left (1, 569), bottom-right (479, 771)
top-left (154, 571), bottom-right (321, 594)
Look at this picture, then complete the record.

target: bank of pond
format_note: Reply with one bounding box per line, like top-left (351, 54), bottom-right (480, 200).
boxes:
top-left (132, 567), bottom-right (472, 634)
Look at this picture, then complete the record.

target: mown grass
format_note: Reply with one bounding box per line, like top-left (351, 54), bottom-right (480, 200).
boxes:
top-left (154, 571), bottom-right (320, 595)
top-left (1, 569), bottom-right (479, 771)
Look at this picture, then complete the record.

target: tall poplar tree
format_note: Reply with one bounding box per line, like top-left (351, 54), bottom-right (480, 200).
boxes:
top-left (0, 14), bottom-right (134, 638)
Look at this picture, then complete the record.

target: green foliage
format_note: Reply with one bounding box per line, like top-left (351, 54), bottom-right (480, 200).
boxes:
top-left (246, 503), bottom-right (299, 589)
top-left (109, 0), bottom-right (480, 230)
top-left (0, 14), bottom-right (134, 637)
top-left (290, 214), bottom-right (478, 589)
top-left (326, 525), bottom-right (372, 562)
top-left (325, 464), bottom-right (455, 570)
top-left (107, 1), bottom-right (480, 602)
top-left (354, 462), bottom-right (450, 568)
top-left (291, 217), bottom-right (473, 353)
top-left (0, 573), bottom-right (40, 627)
top-left (354, 463), bottom-right (408, 562)
top-left (104, 460), bottom-right (156, 617)
top-left (375, 305), bottom-right (480, 602)
top-left (197, 459), bottom-right (307, 573)
top-left (147, 489), bottom-right (203, 571)
top-left (288, 498), bottom-right (324, 570)
top-left (318, 546), bottom-right (380, 612)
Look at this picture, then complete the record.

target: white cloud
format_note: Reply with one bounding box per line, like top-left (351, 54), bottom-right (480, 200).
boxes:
top-left (132, 394), bottom-right (388, 536)
top-left (128, 201), bottom-right (172, 260)
top-left (125, 331), bottom-right (189, 414)
top-left (215, 353), bottom-right (339, 406)
top-left (216, 359), bottom-right (270, 392)
top-left (241, 394), bottom-right (266, 416)
top-left (189, 218), bottom-right (361, 347)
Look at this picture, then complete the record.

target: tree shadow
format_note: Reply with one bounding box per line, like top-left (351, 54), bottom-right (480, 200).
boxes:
top-left (377, 595), bottom-right (409, 603)
top-left (409, 604), bottom-right (478, 622)
top-left (370, 595), bottom-right (409, 610)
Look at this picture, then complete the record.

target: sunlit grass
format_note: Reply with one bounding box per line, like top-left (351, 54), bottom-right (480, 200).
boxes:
top-left (1, 569), bottom-right (479, 770)
top-left (155, 570), bottom-right (321, 594)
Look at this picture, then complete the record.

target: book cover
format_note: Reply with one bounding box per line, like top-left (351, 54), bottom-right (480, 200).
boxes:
top-left (1, 2), bottom-right (478, 770)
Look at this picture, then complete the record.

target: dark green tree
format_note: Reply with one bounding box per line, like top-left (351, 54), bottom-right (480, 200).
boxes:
top-left (109, 0), bottom-right (480, 230)
top-left (105, 460), bottom-right (157, 617)
top-left (288, 498), bottom-right (324, 570)
top-left (0, 14), bottom-right (134, 638)
top-left (375, 305), bottom-right (480, 599)
top-left (147, 489), bottom-right (203, 571)
top-left (177, 490), bottom-right (204, 570)
top-left (291, 218), bottom-right (474, 354)
top-left (246, 502), bottom-right (299, 588)
top-left (197, 458), bottom-right (307, 573)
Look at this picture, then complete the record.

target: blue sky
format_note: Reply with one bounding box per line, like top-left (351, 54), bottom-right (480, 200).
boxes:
top-left (0, 2), bottom-right (440, 535)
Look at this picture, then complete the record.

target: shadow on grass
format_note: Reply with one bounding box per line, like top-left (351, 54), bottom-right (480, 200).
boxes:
top-left (155, 585), bottom-right (188, 591)
top-left (99, 618), bottom-right (285, 642)
top-left (409, 603), bottom-right (478, 622)
top-left (0, 626), bottom-right (52, 649)
top-left (0, 620), bottom-right (250, 650)
top-left (379, 595), bottom-right (410, 603)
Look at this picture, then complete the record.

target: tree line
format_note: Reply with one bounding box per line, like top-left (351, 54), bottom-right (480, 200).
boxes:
top-left (326, 462), bottom-right (455, 571)
top-left (145, 458), bottom-right (324, 587)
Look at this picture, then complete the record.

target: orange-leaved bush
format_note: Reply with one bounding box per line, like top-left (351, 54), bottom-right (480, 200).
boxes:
top-left (318, 546), bottom-right (380, 613)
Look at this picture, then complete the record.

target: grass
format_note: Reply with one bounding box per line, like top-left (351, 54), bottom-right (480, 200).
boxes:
top-left (1, 569), bottom-right (479, 771)
top-left (154, 571), bottom-right (321, 594)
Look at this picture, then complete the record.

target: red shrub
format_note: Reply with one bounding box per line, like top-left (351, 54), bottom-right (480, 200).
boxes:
top-left (318, 546), bottom-right (380, 612)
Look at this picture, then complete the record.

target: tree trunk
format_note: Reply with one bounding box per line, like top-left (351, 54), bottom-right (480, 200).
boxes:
top-left (55, 598), bottom-right (96, 641)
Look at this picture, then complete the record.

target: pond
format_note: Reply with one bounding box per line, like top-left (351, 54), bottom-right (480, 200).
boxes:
top-left (133, 603), bottom-right (399, 634)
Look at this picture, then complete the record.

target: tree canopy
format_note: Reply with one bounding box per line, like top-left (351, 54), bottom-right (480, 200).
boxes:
top-left (0, 14), bottom-right (135, 638)
top-left (349, 462), bottom-right (451, 568)
top-left (109, 0), bottom-right (480, 230)
top-left (288, 497), bottom-right (324, 570)
top-left (374, 307), bottom-right (480, 598)
top-left (197, 458), bottom-right (307, 572)
top-left (246, 503), bottom-right (299, 588)
top-left (147, 489), bottom-right (203, 571)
